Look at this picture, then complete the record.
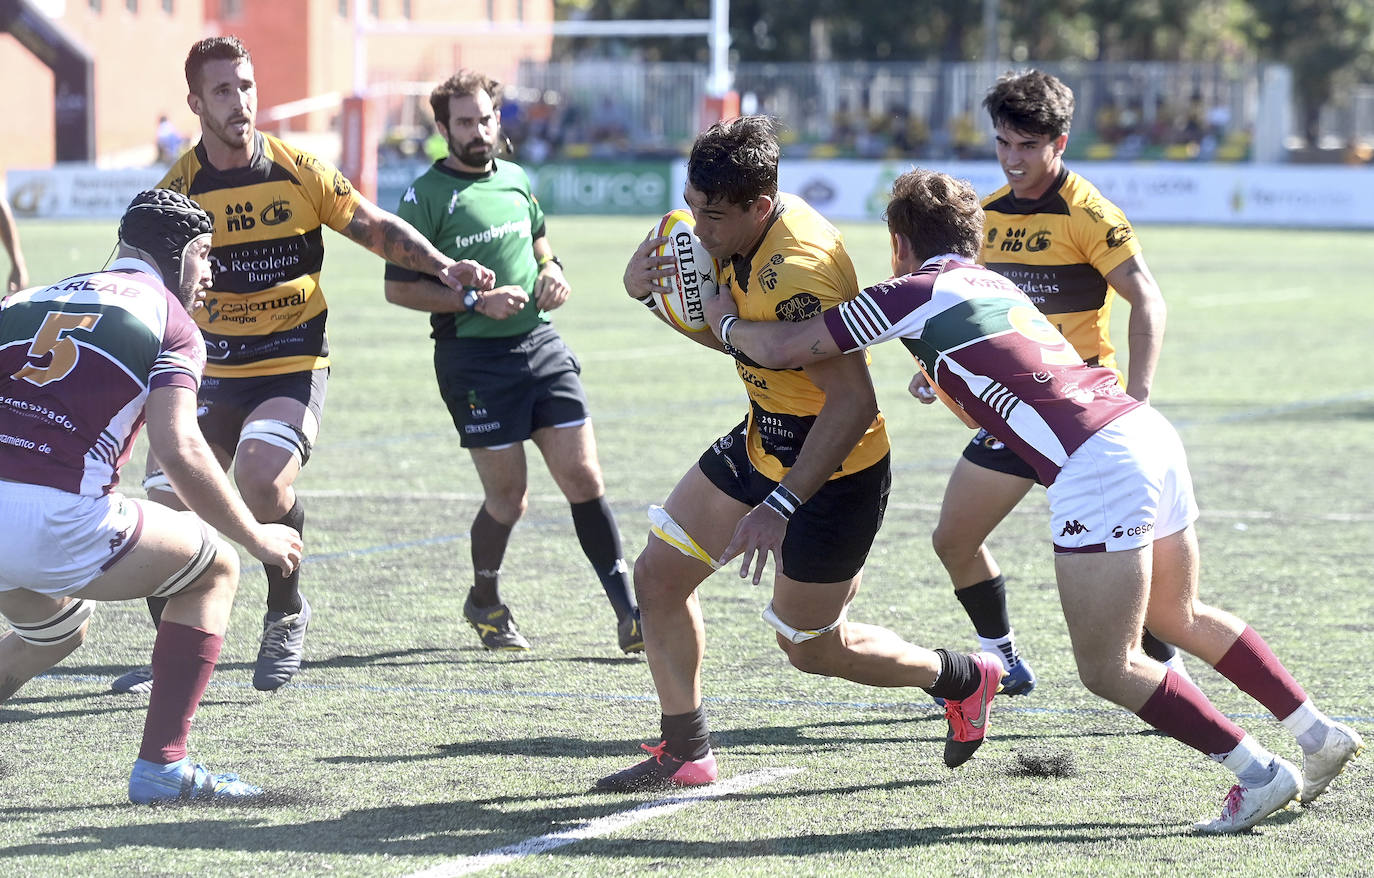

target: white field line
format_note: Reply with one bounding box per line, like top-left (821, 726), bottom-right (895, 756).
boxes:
top-left (1187, 286), bottom-right (1315, 308)
top-left (404, 768), bottom-right (801, 878)
top-left (297, 489), bottom-right (1373, 524)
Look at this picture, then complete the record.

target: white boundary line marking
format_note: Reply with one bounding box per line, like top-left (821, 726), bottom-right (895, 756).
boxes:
top-left (404, 768), bottom-right (801, 878)
top-left (296, 489), bottom-right (1374, 525)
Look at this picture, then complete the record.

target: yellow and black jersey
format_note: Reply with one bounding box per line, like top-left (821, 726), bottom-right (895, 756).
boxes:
top-left (721, 193), bottom-right (890, 483)
top-left (980, 166), bottom-right (1141, 384)
top-left (160, 131), bottom-right (361, 377)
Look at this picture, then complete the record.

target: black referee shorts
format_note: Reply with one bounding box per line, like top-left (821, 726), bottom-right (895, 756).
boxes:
top-left (434, 323), bottom-right (591, 449)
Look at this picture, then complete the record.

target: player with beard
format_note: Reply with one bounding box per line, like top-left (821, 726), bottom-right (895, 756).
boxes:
top-left (111, 37), bottom-right (494, 695)
top-left (0, 189), bottom-right (302, 802)
top-left (384, 69), bottom-right (642, 653)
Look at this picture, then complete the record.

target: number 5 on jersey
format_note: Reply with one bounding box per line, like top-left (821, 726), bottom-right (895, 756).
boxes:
top-left (11, 311), bottom-right (103, 386)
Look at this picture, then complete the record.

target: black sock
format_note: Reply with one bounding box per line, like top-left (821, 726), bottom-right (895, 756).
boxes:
top-left (954, 575), bottom-right (1010, 639)
top-left (470, 505), bottom-right (513, 607)
top-left (570, 496), bottom-right (636, 621)
top-left (146, 595), bottom-right (167, 628)
top-left (925, 648), bottom-right (981, 701)
top-left (264, 498), bottom-right (305, 614)
top-left (661, 706), bottom-right (711, 760)
top-left (1141, 628), bottom-right (1178, 662)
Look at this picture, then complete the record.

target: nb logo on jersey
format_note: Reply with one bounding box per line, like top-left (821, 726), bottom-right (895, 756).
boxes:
top-left (224, 202), bottom-right (256, 232)
top-left (1059, 520), bottom-right (1089, 537)
top-left (999, 228), bottom-right (1028, 252)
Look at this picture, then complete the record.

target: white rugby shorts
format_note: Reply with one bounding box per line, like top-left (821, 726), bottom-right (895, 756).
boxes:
top-left (1047, 405), bottom-right (1199, 554)
top-left (0, 482), bottom-right (144, 596)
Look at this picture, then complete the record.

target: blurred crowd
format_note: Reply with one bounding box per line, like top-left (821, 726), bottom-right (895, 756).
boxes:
top-left (374, 85), bottom-right (1374, 166)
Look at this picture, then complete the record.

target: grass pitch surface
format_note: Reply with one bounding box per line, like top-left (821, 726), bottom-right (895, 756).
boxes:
top-left (2, 216), bottom-right (1371, 877)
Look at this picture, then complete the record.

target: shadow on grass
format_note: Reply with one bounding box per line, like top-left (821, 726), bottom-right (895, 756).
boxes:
top-left (289, 646), bottom-right (450, 672)
top-left (2, 794), bottom-right (1285, 863)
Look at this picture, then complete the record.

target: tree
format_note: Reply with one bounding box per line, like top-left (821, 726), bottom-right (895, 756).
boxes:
top-left (1247, 0), bottom-right (1374, 145)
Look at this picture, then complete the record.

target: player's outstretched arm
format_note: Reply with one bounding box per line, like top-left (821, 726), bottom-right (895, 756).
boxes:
top-left (703, 286), bottom-right (843, 369)
top-left (144, 386), bottom-right (301, 574)
top-left (343, 196), bottom-right (495, 290)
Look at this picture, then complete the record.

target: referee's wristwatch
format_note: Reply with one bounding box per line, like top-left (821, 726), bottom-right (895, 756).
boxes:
top-left (462, 286), bottom-right (482, 312)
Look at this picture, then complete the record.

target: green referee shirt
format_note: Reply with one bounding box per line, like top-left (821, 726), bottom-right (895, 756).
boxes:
top-left (385, 159), bottom-right (549, 339)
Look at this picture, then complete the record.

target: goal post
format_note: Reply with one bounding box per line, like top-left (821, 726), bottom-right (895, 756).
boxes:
top-left (338, 1), bottom-right (734, 199)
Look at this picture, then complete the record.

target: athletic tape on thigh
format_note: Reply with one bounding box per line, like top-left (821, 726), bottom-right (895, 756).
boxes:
top-left (239, 418), bottom-right (312, 466)
top-left (141, 467), bottom-right (174, 494)
top-left (7, 599), bottom-right (95, 646)
top-left (647, 504), bottom-right (720, 570)
top-left (150, 521), bottom-right (219, 599)
top-left (762, 600), bottom-right (847, 644)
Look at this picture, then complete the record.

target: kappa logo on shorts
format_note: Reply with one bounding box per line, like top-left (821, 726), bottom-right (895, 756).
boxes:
top-left (1059, 520), bottom-right (1089, 537)
top-left (109, 523), bottom-right (132, 553)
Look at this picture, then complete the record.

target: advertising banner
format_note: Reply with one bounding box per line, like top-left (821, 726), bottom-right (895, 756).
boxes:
top-left (526, 161), bottom-right (672, 215)
top-left (9, 161), bottom-right (1371, 228)
top-left (671, 161), bottom-right (1374, 228)
top-left (7, 166), bottom-right (162, 219)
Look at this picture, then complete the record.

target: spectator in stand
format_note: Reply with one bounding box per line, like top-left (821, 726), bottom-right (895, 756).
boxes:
top-left (890, 107), bottom-right (930, 158)
top-left (951, 109), bottom-right (985, 159)
top-left (155, 115), bottom-right (186, 165)
top-left (831, 99), bottom-right (858, 153)
top-left (1095, 97), bottom-right (1122, 144)
top-left (588, 96), bottom-right (631, 156)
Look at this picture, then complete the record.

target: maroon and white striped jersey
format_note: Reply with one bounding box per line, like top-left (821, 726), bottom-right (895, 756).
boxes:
top-left (0, 258), bottom-right (204, 496)
top-left (822, 256), bottom-right (1141, 485)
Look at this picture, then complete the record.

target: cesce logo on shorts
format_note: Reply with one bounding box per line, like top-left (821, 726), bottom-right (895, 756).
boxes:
top-left (1112, 522), bottom-right (1154, 539)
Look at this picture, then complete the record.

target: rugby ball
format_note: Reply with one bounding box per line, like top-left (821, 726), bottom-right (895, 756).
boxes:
top-left (649, 209), bottom-right (720, 333)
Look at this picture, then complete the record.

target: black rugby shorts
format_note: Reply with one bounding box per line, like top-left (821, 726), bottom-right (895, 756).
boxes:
top-left (698, 419), bottom-right (890, 583)
top-left (198, 368), bottom-right (328, 461)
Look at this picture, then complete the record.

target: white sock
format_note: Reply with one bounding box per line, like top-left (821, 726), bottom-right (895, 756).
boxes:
top-left (1280, 700), bottom-right (1331, 754)
top-left (977, 631), bottom-right (1020, 671)
top-left (1221, 734), bottom-right (1277, 787)
top-left (1163, 651), bottom-right (1194, 685)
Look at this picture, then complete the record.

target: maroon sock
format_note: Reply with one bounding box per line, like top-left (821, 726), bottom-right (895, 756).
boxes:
top-left (1135, 668), bottom-right (1245, 759)
top-left (1213, 626), bottom-right (1306, 720)
top-left (137, 621), bottom-right (223, 764)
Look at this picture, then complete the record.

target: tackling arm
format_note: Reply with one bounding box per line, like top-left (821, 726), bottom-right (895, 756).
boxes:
top-left (1105, 253), bottom-right (1166, 403)
top-left (703, 286), bottom-right (845, 369)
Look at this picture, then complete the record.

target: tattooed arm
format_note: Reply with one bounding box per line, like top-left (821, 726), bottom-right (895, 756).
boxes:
top-left (341, 196), bottom-right (494, 292)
